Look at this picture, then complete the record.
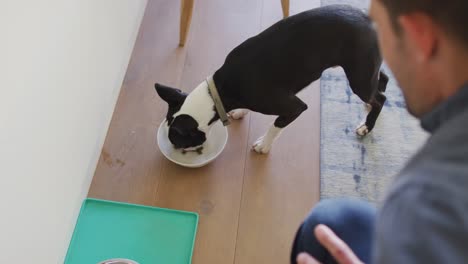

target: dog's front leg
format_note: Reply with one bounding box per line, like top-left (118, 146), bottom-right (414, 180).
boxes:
top-left (253, 124), bottom-right (283, 154)
top-left (253, 97), bottom-right (308, 154)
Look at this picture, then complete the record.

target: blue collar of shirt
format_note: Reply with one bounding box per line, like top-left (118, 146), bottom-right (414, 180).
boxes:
top-left (421, 83), bottom-right (468, 133)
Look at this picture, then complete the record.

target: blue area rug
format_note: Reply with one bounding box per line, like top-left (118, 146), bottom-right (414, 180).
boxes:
top-left (320, 0), bottom-right (428, 202)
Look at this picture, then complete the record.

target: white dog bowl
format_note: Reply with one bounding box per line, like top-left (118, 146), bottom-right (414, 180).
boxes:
top-left (157, 120), bottom-right (228, 168)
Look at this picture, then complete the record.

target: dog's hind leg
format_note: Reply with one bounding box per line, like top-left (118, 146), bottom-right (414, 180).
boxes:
top-left (378, 71), bottom-right (389, 92)
top-left (355, 71), bottom-right (388, 136)
top-left (345, 64), bottom-right (388, 136)
top-left (356, 91), bottom-right (386, 136)
top-left (253, 96), bottom-right (307, 154)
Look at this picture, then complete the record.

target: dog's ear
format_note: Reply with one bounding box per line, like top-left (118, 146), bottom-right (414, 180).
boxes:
top-left (155, 83), bottom-right (187, 107)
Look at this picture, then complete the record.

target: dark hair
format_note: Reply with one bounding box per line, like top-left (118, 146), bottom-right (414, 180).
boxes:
top-left (379, 0), bottom-right (468, 46)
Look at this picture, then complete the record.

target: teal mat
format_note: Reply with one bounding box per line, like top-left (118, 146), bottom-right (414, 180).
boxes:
top-left (65, 198), bottom-right (199, 264)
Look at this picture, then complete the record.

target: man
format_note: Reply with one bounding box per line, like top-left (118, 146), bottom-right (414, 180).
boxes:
top-left (291, 0), bottom-right (468, 263)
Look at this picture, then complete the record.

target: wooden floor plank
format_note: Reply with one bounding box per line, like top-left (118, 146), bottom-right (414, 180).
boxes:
top-left (233, 1), bottom-right (321, 263)
top-left (153, 0), bottom-right (263, 263)
top-left (88, 0), bottom-right (187, 205)
top-left (89, 1), bottom-right (322, 263)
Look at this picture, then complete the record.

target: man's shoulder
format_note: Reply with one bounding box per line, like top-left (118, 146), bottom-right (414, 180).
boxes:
top-left (382, 167), bottom-right (468, 228)
top-left (427, 107), bottom-right (468, 148)
top-left (392, 107), bottom-right (468, 200)
top-left (379, 172), bottom-right (468, 246)
top-left (387, 164), bottom-right (468, 205)
top-left (376, 165), bottom-right (468, 264)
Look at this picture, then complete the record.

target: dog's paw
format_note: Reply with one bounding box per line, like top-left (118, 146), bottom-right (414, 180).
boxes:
top-left (356, 122), bottom-right (369, 136)
top-left (228, 109), bottom-right (249, 120)
top-left (252, 136), bottom-right (272, 154)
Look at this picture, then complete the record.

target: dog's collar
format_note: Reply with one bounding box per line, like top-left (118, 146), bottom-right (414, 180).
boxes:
top-left (206, 76), bottom-right (230, 126)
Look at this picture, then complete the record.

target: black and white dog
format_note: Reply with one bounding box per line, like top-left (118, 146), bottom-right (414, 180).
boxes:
top-left (155, 5), bottom-right (388, 154)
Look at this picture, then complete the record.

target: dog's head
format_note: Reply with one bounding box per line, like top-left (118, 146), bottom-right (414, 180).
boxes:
top-left (155, 83), bottom-right (207, 150)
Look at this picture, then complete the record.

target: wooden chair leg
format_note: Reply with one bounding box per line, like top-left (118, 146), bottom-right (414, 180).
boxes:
top-left (179, 0), bottom-right (194, 46)
top-left (281, 0), bottom-right (290, 18)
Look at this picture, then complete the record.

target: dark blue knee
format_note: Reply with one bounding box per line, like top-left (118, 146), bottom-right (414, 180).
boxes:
top-left (291, 199), bottom-right (376, 264)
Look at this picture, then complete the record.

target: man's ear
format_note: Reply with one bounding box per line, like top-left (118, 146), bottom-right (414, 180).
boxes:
top-left (155, 83), bottom-right (187, 107)
top-left (399, 12), bottom-right (438, 61)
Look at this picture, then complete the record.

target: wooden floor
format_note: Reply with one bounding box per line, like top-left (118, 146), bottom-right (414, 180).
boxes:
top-left (88, 0), bottom-right (320, 263)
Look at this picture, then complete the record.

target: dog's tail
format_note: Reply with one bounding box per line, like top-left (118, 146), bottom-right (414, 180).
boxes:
top-left (378, 71), bottom-right (389, 93)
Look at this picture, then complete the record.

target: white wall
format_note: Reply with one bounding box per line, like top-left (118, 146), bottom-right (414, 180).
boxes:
top-left (0, 0), bottom-right (147, 262)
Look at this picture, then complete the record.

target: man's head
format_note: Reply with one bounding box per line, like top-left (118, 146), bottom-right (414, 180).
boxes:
top-left (370, 0), bottom-right (468, 117)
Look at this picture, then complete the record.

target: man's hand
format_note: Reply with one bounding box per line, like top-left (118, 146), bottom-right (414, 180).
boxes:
top-left (297, 224), bottom-right (364, 264)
